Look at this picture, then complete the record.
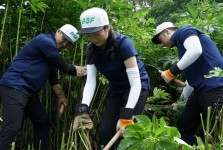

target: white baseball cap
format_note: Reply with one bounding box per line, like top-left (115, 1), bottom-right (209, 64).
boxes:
top-left (77, 7), bottom-right (109, 34)
top-left (152, 22), bottom-right (176, 44)
top-left (60, 24), bottom-right (79, 43)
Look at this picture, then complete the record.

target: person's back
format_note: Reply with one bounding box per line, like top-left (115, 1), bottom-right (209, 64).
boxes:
top-left (172, 25), bottom-right (223, 94)
top-left (0, 24), bottom-right (86, 150)
top-left (0, 33), bottom-right (59, 95)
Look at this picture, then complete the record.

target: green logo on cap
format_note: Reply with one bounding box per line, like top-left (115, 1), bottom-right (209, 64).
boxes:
top-left (70, 32), bottom-right (78, 40)
top-left (82, 17), bottom-right (95, 24)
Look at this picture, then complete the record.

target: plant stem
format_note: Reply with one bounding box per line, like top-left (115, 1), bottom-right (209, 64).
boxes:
top-left (15, 0), bottom-right (23, 56)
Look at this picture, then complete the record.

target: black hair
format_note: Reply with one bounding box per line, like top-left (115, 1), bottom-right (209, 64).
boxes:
top-left (89, 25), bottom-right (117, 64)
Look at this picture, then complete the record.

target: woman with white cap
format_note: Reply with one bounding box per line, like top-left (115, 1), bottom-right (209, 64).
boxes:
top-left (0, 24), bottom-right (86, 150)
top-left (72, 7), bottom-right (150, 149)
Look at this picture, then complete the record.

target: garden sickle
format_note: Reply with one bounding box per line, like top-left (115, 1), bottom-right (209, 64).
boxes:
top-left (103, 130), bottom-right (122, 150)
top-left (146, 64), bottom-right (186, 87)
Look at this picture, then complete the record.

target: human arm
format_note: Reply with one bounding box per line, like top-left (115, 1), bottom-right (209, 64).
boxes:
top-left (72, 64), bottom-right (97, 130)
top-left (48, 68), bottom-right (67, 116)
top-left (47, 55), bottom-right (86, 77)
top-left (117, 56), bottom-right (141, 133)
top-left (161, 36), bottom-right (202, 83)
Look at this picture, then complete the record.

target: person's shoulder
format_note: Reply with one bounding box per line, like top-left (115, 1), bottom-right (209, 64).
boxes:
top-left (34, 33), bottom-right (54, 43)
top-left (35, 33), bottom-right (53, 39)
top-left (179, 25), bottom-right (198, 31)
top-left (115, 32), bottom-right (131, 44)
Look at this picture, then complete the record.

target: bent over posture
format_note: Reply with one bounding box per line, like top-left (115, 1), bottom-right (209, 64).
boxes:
top-left (72, 7), bottom-right (150, 149)
top-left (152, 22), bottom-right (223, 146)
top-left (0, 24), bottom-right (86, 150)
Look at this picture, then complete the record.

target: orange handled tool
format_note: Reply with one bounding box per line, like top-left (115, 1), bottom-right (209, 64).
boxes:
top-left (146, 64), bottom-right (186, 87)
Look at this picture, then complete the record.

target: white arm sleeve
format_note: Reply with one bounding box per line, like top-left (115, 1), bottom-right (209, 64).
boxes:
top-left (81, 64), bottom-right (97, 106)
top-left (177, 36), bottom-right (202, 70)
top-left (125, 67), bottom-right (142, 109)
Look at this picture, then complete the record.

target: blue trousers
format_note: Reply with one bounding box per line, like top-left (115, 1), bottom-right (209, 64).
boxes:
top-left (177, 87), bottom-right (223, 146)
top-left (0, 85), bottom-right (49, 150)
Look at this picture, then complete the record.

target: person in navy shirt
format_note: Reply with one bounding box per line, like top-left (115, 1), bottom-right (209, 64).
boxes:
top-left (72, 7), bottom-right (150, 149)
top-left (152, 22), bottom-right (223, 146)
top-left (0, 24), bottom-right (87, 150)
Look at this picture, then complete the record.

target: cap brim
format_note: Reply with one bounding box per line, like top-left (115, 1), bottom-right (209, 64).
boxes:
top-left (152, 33), bottom-right (161, 44)
top-left (77, 26), bottom-right (104, 34)
top-left (61, 32), bottom-right (74, 44)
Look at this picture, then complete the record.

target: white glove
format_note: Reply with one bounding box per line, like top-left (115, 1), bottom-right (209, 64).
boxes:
top-left (180, 81), bottom-right (194, 101)
top-left (160, 70), bottom-right (175, 83)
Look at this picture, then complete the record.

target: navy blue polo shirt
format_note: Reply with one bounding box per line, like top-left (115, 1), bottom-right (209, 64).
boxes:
top-left (0, 33), bottom-right (60, 96)
top-left (86, 32), bottom-right (150, 93)
top-left (171, 25), bottom-right (223, 94)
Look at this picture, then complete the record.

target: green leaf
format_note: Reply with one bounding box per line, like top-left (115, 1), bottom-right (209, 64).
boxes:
top-left (31, 0), bottom-right (48, 13)
top-left (117, 137), bottom-right (141, 150)
top-left (204, 67), bottom-right (223, 78)
top-left (135, 115), bottom-right (151, 126)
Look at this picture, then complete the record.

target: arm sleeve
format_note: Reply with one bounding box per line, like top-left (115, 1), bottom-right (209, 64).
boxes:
top-left (47, 55), bottom-right (77, 76)
top-left (125, 66), bottom-right (142, 109)
top-left (48, 68), bottom-right (59, 86)
top-left (81, 64), bottom-right (97, 106)
top-left (177, 36), bottom-right (202, 70)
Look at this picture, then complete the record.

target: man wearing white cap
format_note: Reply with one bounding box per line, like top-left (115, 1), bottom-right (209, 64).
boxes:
top-left (0, 24), bottom-right (86, 150)
top-left (72, 7), bottom-right (150, 149)
top-left (152, 22), bottom-right (223, 145)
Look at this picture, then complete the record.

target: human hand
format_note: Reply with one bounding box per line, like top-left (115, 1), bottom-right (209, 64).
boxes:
top-left (116, 108), bottom-right (134, 136)
top-left (75, 66), bottom-right (87, 77)
top-left (116, 119), bottom-right (134, 135)
top-left (72, 104), bottom-right (93, 131)
top-left (160, 69), bottom-right (175, 83)
top-left (57, 95), bottom-right (67, 117)
top-left (52, 84), bottom-right (67, 117)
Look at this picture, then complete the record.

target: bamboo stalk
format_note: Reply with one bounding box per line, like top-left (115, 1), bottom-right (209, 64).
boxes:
top-left (15, 0), bottom-right (23, 56)
top-left (0, 0), bottom-right (9, 46)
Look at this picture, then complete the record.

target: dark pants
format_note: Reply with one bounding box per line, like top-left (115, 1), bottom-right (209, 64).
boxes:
top-left (177, 87), bottom-right (223, 146)
top-left (0, 85), bottom-right (49, 150)
top-left (99, 89), bottom-right (149, 149)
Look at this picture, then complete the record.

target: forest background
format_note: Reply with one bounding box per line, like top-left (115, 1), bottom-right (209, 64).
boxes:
top-left (0, 0), bottom-right (223, 149)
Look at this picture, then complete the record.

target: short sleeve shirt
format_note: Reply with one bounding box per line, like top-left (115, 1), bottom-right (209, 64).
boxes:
top-left (170, 25), bottom-right (223, 94)
top-left (86, 32), bottom-right (150, 93)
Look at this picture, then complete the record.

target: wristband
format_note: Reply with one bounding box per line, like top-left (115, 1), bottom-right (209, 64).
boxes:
top-left (120, 107), bottom-right (134, 119)
top-left (169, 65), bottom-right (181, 76)
top-left (75, 104), bottom-right (89, 116)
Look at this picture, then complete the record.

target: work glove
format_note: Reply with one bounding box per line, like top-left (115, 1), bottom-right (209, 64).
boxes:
top-left (73, 104), bottom-right (93, 131)
top-left (160, 69), bottom-right (175, 83)
top-left (116, 108), bottom-right (134, 136)
top-left (179, 81), bottom-right (194, 101)
top-left (75, 66), bottom-right (87, 77)
top-left (52, 84), bottom-right (68, 117)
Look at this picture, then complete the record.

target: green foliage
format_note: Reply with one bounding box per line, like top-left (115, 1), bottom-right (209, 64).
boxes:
top-left (148, 87), bottom-right (170, 103)
top-left (118, 115), bottom-right (192, 150)
top-left (204, 67), bottom-right (223, 78)
top-left (171, 0), bottom-right (223, 51)
top-left (30, 0), bottom-right (48, 13)
top-left (0, 0), bottom-right (223, 149)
